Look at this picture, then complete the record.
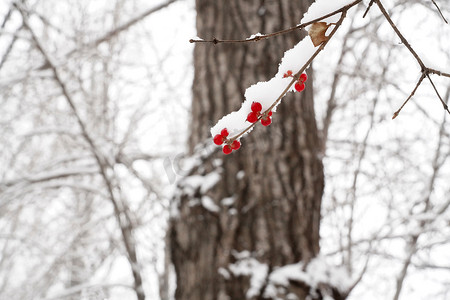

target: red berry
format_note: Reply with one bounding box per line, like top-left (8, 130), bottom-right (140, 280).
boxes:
top-left (268, 111), bottom-right (272, 117)
top-left (231, 140), bottom-right (241, 150)
top-left (221, 128), bottom-right (229, 137)
top-left (295, 82), bottom-right (305, 92)
top-left (261, 116), bottom-right (272, 126)
top-left (213, 134), bottom-right (224, 145)
top-left (283, 70), bottom-right (293, 78)
top-left (223, 145), bottom-right (232, 155)
top-left (299, 73), bottom-right (308, 83)
top-left (247, 111), bottom-right (258, 123)
top-left (251, 102), bottom-right (262, 113)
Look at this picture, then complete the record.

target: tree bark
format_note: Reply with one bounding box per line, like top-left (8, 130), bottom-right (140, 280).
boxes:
top-left (170, 0), bottom-right (337, 299)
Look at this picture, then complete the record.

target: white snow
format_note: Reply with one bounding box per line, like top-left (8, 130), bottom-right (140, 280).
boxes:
top-left (301, 0), bottom-right (357, 24)
top-left (264, 256), bottom-right (353, 298)
top-left (201, 196), bottom-right (220, 212)
top-left (181, 172), bottom-right (221, 195)
top-left (236, 170), bottom-right (245, 179)
top-left (228, 253), bottom-right (269, 299)
top-left (247, 33), bottom-right (263, 40)
top-left (221, 196), bottom-right (235, 206)
top-left (218, 267), bottom-right (231, 279)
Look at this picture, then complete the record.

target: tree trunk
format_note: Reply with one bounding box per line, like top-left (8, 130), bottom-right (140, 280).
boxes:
top-left (170, 1), bottom-right (339, 299)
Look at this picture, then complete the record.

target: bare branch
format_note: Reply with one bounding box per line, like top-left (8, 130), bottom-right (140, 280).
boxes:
top-left (190, 0), bottom-right (363, 44)
top-left (425, 72), bottom-right (450, 113)
top-left (392, 73), bottom-right (426, 119)
top-left (76, 0), bottom-right (179, 51)
top-left (362, 0), bottom-right (375, 18)
top-left (16, 5), bottom-right (148, 299)
top-left (374, 0), bottom-right (426, 70)
top-left (375, 0), bottom-right (450, 116)
top-left (431, 0), bottom-right (448, 24)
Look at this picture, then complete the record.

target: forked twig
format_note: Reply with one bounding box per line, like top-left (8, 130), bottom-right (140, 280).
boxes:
top-left (375, 0), bottom-right (450, 117)
top-left (392, 73), bottom-right (426, 119)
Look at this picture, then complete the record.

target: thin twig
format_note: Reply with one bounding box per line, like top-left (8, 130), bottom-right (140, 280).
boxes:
top-left (190, 0), bottom-right (363, 44)
top-left (392, 73), bottom-right (426, 119)
top-left (374, 0), bottom-right (426, 70)
top-left (425, 73), bottom-right (450, 113)
top-left (363, 0), bottom-right (375, 18)
top-left (427, 67), bottom-right (450, 79)
top-left (431, 0), bottom-right (448, 24)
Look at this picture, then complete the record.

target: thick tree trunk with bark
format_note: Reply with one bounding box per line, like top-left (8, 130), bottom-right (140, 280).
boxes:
top-left (170, 1), bottom-right (341, 299)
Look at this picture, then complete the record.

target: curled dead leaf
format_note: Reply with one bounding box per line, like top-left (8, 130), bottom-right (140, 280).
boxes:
top-left (308, 22), bottom-right (331, 47)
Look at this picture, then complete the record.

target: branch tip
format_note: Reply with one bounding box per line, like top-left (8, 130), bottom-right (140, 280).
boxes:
top-left (431, 0), bottom-right (449, 24)
top-left (363, 0), bottom-right (375, 18)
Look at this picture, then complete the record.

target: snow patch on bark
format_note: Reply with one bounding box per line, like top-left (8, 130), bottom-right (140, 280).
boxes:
top-left (181, 172), bottom-right (221, 196)
top-left (228, 252), bottom-right (269, 299)
top-left (264, 256), bottom-right (352, 298)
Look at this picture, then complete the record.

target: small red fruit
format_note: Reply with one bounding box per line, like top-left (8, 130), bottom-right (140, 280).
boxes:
top-left (247, 111), bottom-right (258, 123)
top-left (268, 111), bottom-right (272, 117)
top-left (295, 82), bottom-right (305, 92)
top-left (221, 128), bottom-right (229, 137)
top-left (261, 116), bottom-right (272, 126)
top-left (251, 102), bottom-right (262, 113)
top-left (231, 140), bottom-right (241, 150)
top-left (213, 134), bottom-right (224, 145)
top-left (223, 145), bottom-right (232, 155)
top-left (283, 70), bottom-right (293, 78)
top-left (299, 73), bottom-right (308, 83)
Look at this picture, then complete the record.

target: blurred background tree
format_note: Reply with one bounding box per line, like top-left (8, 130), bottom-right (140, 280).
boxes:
top-left (0, 0), bottom-right (449, 300)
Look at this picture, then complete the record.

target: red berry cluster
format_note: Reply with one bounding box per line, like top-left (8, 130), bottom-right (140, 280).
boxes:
top-left (247, 101), bottom-right (272, 126)
top-left (283, 70), bottom-right (308, 92)
top-left (213, 128), bottom-right (241, 155)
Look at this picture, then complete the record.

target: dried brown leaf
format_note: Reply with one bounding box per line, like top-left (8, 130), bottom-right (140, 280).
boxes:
top-left (308, 22), bottom-right (331, 47)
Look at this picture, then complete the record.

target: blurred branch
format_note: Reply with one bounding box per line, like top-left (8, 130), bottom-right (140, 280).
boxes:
top-left (431, 0), bottom-right (448, 24)
top-left (12, 0), bottom-right (179, 71)
top-left (0, 7), bottom-right (12, 29)
top-left (16, 5), bottom-right (148, 299)
top-left (68, 0), bottom-right (179, 55)
top-left (0, 24), bottom-right (23, 70)
top-left (0, 167), bottom-right (99, 188)
top-left (38, 283), bottom-right (135, 300)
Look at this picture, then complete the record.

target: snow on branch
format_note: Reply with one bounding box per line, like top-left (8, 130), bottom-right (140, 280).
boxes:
top-left (206, 0), bottom-right (361, 155)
